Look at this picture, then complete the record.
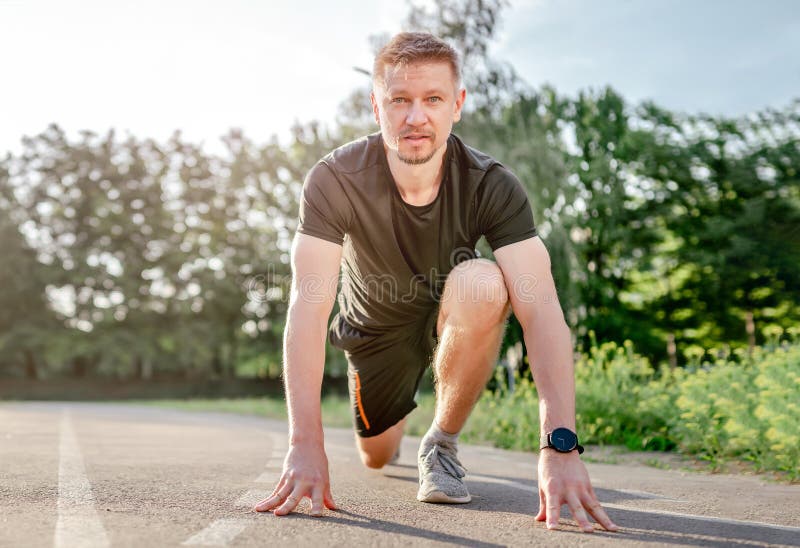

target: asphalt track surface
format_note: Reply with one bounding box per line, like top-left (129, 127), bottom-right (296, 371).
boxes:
top-left (1, 402), bottom-right (798, 547)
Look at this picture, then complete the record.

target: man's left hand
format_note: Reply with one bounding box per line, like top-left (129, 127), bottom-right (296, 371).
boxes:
top-left (535, 449), bottom-right (619, 532)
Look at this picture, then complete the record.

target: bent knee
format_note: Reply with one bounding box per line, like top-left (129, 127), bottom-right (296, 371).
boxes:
top-left (359, 451), bottom-right (390, 469)
top-left (355, 424), bottom-right (403, 470)
top-left (443, 258), bottom-right (509, 320)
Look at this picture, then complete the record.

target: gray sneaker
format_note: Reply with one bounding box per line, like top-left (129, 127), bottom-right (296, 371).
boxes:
top-left (416, 440), bottom-right (471, 504)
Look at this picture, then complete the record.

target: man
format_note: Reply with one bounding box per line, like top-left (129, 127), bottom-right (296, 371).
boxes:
top-left (255, 32), bottom-right (618, 533)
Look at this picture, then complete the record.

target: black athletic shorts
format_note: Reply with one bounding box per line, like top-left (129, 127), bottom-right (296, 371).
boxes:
top-left (328, 308), bottom-right (440, 438)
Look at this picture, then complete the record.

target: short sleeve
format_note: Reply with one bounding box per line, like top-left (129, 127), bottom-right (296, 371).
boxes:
top-left (297, 161), bottom-right (353, 246)
top-left (475, 165), bottom-right (538, 251)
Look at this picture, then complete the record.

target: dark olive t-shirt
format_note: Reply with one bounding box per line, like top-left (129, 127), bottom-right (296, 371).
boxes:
top-left (297, 132), bottom-right (537, 340)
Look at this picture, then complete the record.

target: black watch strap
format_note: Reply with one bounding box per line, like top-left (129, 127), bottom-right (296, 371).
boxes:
top-left (539, 443), bottom-right (585, 454)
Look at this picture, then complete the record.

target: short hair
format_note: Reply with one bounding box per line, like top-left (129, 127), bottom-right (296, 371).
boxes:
top-left (373, 32), bottom-right (461, 88)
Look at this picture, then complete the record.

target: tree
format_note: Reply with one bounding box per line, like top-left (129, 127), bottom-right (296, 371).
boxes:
top-left (0, 161), bottom-right (57, 378)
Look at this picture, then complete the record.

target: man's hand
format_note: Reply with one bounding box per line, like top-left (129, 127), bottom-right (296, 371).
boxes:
top-left (254, 442), bottom-right (337, 517)
top-left (535, 450), bottom-right (618, 532)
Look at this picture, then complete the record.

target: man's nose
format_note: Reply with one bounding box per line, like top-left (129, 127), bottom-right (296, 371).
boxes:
top-left (406, 101), bottom-right (427, 126)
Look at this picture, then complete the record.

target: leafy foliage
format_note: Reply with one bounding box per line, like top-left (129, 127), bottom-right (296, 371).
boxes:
top-left (462, 335), bottom-right (800, 478)
top-left (0, 0), bottom-right (797, 381)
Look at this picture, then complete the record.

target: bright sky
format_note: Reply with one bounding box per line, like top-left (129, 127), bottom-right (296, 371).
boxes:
top-left (1, 0), bottom-right (797, 157)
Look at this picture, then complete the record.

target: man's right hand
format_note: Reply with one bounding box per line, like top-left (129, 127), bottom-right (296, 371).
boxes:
top-left (254, 442), bottom-right (337, 517)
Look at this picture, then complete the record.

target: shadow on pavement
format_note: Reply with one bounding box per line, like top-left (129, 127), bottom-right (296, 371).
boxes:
top-left (383, 470), bottom-right (799, 547)
top-left (596, 508), bottom-right (800, 548)
top-left (290, 509), bottom-right (505, 547)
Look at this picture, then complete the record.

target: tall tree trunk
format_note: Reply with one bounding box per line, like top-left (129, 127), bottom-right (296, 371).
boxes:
top-left (666, 333), bottom-right (677, 370)
top-left (24, 349), bottom-right (38, 379)
top-left (745, 310), bottom-right (756, 356)
top-left (72, 356), bottom-right (86, 378)
top-left (133, 354), bottom-right (143, 380)
top-left (228, 329), bottom-right (239, 379)
top-left (141, 357), bottom-right (152, 380)
top-left (211, 349), bottom-right (223, 378)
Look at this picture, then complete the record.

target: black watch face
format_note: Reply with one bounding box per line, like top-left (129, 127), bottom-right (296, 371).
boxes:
top-left (550, 428), bottom-right (577, 452)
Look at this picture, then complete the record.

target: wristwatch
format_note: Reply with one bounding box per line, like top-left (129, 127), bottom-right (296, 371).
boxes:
top-left (540, 427), bottom-right (584, 454)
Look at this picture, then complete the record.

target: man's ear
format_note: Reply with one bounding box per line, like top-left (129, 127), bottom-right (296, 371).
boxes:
top-left (453, 88), bottom-right (466, 123)
top-left (370, 91), bottom-right (380, 126)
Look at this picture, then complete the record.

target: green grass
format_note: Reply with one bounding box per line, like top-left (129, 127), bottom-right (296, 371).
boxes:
top-left (644, 458), bottom-right (671, 470)
top-left (141, 397), bottom-right (291, 419)
top-left (143, 391), bottom-right (501, 445)
top-left (143, 392), bottom-right (439, 436)
top-left (141, 395), bottom-right (354, 428)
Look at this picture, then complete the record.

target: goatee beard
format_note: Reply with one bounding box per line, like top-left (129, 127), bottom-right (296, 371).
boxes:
top-left (397, 150), bottom-right (436, 165)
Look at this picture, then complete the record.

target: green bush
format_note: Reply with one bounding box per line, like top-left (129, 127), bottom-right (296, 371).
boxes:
top-left (574, 337), bottom-right (673, 450)
top-left (465, 332), bottom-right (800, 478)
top-left (752, 345), bottom-right (800, 473)
top-left (667, 343), bottom-right (800, 476)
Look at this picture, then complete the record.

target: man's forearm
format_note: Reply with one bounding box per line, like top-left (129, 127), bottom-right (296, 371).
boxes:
top-left (523, 312), bottom-right (576, 435)
top-left (283, 302), bottom-right (329, 445)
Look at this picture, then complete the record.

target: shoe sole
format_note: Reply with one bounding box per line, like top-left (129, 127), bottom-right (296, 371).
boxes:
top-left (416, 490), bottom-right (472, 504)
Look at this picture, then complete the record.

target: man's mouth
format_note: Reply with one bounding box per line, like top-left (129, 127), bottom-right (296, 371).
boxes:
top-left (403, 134), bottom-right (431, 142)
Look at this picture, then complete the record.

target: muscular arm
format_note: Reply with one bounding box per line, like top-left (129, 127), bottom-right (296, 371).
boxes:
top-left (255, 232), bottom-right (342, 517)
top-left (284, 233), bottom-right (342, 445)
top-left (494, 236), bottom-right (617, 532)
top-left (495, 237), bottom-right (576, 436)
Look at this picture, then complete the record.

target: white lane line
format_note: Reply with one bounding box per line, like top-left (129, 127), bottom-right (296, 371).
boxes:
top-left (54, 410), bottom-right (110, 548)
top-left (181, 430), bottom-right (289, 546)
top-left (609, 488), bottom-right (685, 502)
top-left (235, 489), bottom-right (265, 509)
top-left (471, 473), bottom-right (682, 502)
top-left (254, 472), bottom-right (276, 483)
top-left (601, 503), bottom-right (800, 533)
top-left (181, 519), bottom-right (250, 546)
top-left (468, 472), bottom-right (800, 533)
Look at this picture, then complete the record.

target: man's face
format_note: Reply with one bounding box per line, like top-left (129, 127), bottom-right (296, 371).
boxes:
top-left (371, 61), bottom-right (466, 165)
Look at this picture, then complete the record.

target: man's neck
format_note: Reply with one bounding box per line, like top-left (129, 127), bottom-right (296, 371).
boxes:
top-left (384, 142), bottom-right (448, 207)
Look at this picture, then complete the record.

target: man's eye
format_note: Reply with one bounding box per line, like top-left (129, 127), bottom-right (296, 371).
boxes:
top-left (391, 97), bottom-right (406, 103)
top-left (428, 97), bottom-right (442, 103)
